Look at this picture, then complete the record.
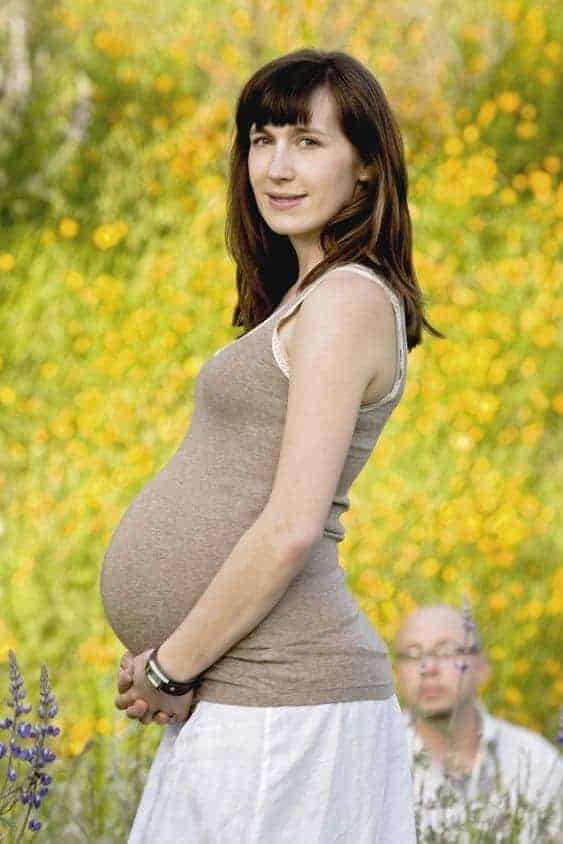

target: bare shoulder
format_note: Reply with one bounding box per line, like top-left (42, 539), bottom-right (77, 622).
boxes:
top-left (304, 266), bottom-right (397, 315)
top-left (292, 267), bottom-right (398, 351)
top-left (282, 267), bottom-right (399, 404)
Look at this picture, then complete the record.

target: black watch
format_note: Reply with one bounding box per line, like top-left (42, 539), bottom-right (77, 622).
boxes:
top-left (144, 646), bottom-right (204, 696)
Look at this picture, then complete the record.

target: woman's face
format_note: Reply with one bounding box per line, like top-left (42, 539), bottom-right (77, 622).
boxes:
top-left (248, 86), bottom-right (369, 251)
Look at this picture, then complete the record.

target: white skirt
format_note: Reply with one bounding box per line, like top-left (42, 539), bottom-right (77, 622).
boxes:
top-left (127, 693), bottom-right (416, 843)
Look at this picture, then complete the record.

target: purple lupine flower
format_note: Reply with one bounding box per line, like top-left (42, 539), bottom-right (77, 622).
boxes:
top-left (455, 593), bottom-right (477, 677)
top-left (441, 596), bottom-right (478, 780)
top-left (17, 721), bottom-right (33, 739)
top-left (461, 593), bottom-right (476, 637)
top-left (0, 650), bottom-right (60, 837)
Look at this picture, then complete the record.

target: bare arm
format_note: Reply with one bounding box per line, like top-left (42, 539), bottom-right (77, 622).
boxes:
top-left (157, 515), bottom-right (313, 680)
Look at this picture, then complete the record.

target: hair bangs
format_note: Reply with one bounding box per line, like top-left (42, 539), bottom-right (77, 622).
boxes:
top-left (239, 64), bottom-right (333, 144)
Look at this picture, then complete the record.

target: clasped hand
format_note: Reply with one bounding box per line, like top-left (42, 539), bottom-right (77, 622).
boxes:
top-left (114, 650), bottom-right (195, 726)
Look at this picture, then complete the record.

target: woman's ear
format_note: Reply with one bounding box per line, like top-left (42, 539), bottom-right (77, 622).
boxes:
top-left (357, 160), bottom-right (378, 185)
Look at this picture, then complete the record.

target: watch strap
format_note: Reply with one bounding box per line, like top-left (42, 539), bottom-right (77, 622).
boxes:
top-left (145, 646), bottom-right (204, 696)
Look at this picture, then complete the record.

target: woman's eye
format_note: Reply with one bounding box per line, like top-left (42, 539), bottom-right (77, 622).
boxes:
top-left (251, 137), bottom-right (318, 147)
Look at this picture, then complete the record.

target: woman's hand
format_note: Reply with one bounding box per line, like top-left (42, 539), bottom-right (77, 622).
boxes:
top-left (115, 650), bottom-right (195, 726)
top-left (116, 651), bottom-right (170, 726)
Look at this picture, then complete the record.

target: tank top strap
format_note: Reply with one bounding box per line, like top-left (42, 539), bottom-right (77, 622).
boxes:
top-left (341, 263), bottom-right (407, 351)
top-left (272, 262), bottom-right (408, 411)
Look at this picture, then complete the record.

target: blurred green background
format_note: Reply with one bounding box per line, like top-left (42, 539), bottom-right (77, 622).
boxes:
top-left (1, 0), bottom-right (561, 780)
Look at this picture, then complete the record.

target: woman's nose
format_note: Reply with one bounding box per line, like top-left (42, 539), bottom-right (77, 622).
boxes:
top-left (267, 153), bottom-right (295, 178)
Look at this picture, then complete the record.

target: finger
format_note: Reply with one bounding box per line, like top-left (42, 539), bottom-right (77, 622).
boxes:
top-left (140, 708), bottom-right (154, 725)
top-left (154, 711), bottom-right (171, 725)
top-left (119, 651), bottom-right (134, 670)
top-left (117, 668), bottom-right (134, 693)
top-left (115, 688), bottom-right (141, 710)
top-left (117, 674), bottom-right (133, 695)
top-left (126, 699), bottom-right (148, 719)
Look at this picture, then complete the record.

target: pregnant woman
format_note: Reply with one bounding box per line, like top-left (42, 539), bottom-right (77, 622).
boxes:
top-left (101, 48), bottom-right (442, 842)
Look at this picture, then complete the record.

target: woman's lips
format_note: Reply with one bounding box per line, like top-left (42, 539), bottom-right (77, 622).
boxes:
top-left (267, 194), bottom-right (307, 209)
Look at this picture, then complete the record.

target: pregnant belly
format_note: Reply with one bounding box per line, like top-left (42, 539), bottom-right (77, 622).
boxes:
top-left (99, 474), bottom-right (252, 655)
top-left (100, 528), bottom-right (208, 656)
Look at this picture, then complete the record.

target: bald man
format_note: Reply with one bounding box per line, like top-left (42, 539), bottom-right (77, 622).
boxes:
top-left (393, 603), bottom-right (563, 842)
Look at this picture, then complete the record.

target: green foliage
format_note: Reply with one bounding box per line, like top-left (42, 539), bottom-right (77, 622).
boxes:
top-left (0, 0), bottom-right (561, 837)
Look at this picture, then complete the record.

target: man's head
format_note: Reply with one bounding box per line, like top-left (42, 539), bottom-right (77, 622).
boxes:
top-left (394, 603), bottom-right (491, 719)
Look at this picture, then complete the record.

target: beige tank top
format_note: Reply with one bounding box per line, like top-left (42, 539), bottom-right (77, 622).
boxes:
top-left (99, 262), bottom-right (408, 706)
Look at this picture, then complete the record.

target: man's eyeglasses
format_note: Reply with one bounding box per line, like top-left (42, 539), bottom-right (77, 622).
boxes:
top-left (395, 643), bottom-right (481, 664)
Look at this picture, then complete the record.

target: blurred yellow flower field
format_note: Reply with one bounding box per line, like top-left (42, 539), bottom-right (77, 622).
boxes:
top-left (0, 0), bottom-right (561, 837)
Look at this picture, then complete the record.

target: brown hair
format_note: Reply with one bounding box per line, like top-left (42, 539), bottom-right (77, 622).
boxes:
top-left (225, 48), bottom-right (445, 351)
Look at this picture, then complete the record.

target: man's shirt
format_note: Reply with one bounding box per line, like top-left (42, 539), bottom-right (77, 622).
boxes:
top-left (402, 699), bottom-right (563, 842)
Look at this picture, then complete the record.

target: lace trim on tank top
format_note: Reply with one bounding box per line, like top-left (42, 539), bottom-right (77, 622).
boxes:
top-left (271, 262), bottom-right (408, 413)
top-left (211, 291), bottom-right (296, 359)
